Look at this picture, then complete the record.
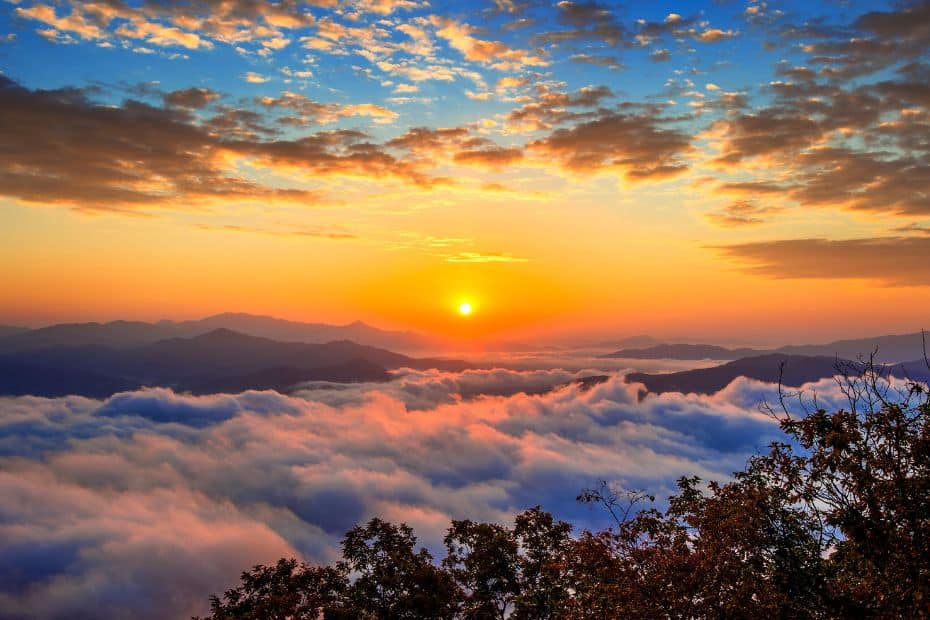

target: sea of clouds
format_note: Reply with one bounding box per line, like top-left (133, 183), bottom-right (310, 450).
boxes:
top-left (0, 367), bottom-right (855, 619)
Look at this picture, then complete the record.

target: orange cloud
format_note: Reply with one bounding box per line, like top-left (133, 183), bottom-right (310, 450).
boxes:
top-left (431, 16), bottom-right (549, 70)
top-left (453, 147), bottom-right (524, 169)
top-left (0, 77), bottom-right (444, 213)
top-left (258, 91), bottom-right (398, 125)
top-left (714, 236), bottom-right (930, 286)
top-left (528, 111), bottom-right (692, 179)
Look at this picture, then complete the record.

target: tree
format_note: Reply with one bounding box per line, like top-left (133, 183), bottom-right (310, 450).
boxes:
top-left (340, 518), bottom-right (460, 619)
top-left (443, 519), bottom-right (519, 618)
top-left (511, 507), bottom-right (573, 619)
top-left (194, 559), bottom-right (346, 620)
top-left (754, 357), bottom-right (930, 617)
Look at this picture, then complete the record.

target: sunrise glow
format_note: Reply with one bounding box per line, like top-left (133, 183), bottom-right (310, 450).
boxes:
top-left (0, 0), bottom-right (928, 345)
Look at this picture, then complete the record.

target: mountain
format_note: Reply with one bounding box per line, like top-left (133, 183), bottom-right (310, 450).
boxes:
top-left (587, 335), bottom-right (662, 351)
top-left (0, 313), bottom-right (433, 354)
top-left (604, 332), bottom-right (930, 363)
top-left (0, 320), bottom-right (181, 352)
top-left (612, 335), bottom-right (663, 348)
top-left (0, 325), bottom-right (27, 339)
top-left (626, 354), bottom-right (930, 395)
top-left (174, 313), bottom-right (433, 353)
top-left (776, 333), bottom-right (930, 364)
top-left (603, 343), bottom-right (762, 360)
top-left (0, 361), bottom-right (141, 398)
top-left (0, 328), bottom-right (470, 398)
top-left (185, 359), bottom-right (392, 394)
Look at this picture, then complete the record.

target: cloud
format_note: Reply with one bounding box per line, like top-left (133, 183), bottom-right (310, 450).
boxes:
top-left (229, 130), bottom-right (451, 188)
top-left (114, 18), bottom-right (211, 50)
top-left (528, 110), bottom-right (692, 179)
top-left (701, 44), bottom-right (930, 218)
top-left (890, 222), bottom-right (930, 237)
top-left (196, 223), bottom-right (355, 240)
top-left (383, 126), bottom-right (527, 173)
top-left (650, 48), bottom-right (671, 62)
top-left (351, 0), bottom-right (427, 16)
top-left (0, 367), bottom-right (826, 618)
top-left (713, 236), bottom-right (930, 286)
top-left (453, 147), bottom-right (524, 169)
top-left (257, 91), bottom-right (398, 125)
top-left (163, 87), bottom-right (221, 109)
top-left (386, 126), bottom-right (472, 153)
top-left (244, 71), bottom-right (270, 84)
top-left (705, 201), bottom-right (783, 227)
top-left (0, 77), bottom-right (448, 212)
top-left (10, 0), bottom-right (353, 55)
top-left (504, 84), bottom-right (614, 133)
top-left (536, 1), bottom-right (626, 46)
top-left (569, 53), bottom-right (623, 69)
top-left (706, 109), bottom-right (824, 165)
top-left (14, 3), bottom-right (107, 41)
top-left (442, 251), bottom-right (529, 263)
top-left (692, 28), bottom-right (737, 43)
top-left (431, 16), bottom-right (549, 70)
top-left (0, 76), bottom-right (286, 211)
top-left (781, 2), bottom-right (930, 78)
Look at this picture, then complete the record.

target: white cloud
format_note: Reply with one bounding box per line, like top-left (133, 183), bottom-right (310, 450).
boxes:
top-left (0, 370), bottom-right (847, 618)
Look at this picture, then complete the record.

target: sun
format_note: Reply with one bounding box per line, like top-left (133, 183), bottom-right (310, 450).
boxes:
top-left (458, 302), bottom-right (473, 316)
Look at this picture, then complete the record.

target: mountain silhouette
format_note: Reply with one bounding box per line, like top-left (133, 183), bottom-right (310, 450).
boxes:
top-left (0, 325), bottom-right (27, 339)
top-left (627, 354), bottom-right (930, 395)
top-left (0, 313), bottom-right (432, 354)
top-left (603, 343), bottom-right (762, 360)
top-left (0, 328), bottom-right (469, 398)
top-left (605, 332), bottom-right (930, 363)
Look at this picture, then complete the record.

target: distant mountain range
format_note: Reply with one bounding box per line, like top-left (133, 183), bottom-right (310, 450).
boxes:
top-left (0, 328), bottom-right (468, 398)
top-left (0, 312), bottom-right (432, 354)
top-left (604, 343), bottom-right (763, 360)
top-left (0, 325), bottom-right (27, 339)
top-left (604, 332), bottom-right (930, 363)
top-left (627, 354), bottom-right (930, 395)
top-left (589, 335), bottom-right (664, 350)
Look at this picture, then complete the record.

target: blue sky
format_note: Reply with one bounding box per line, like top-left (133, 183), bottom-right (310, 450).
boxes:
top-left (0, 0), bottom-right (857, 136)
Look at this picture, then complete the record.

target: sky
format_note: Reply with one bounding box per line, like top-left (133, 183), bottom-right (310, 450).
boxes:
top-left (1, 0), bottom-right (929, 344)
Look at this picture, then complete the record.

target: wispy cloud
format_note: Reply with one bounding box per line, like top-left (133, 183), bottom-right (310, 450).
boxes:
top-left (443, 251), bottom-right (529, 263)
top-left (196, 224), bottom-right (356, 240)
top-left (714, 236), bottom-right (930, 286)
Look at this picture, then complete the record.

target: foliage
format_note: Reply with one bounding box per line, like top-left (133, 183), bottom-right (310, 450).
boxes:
top-left (199, 362), bottom-right (930, 619)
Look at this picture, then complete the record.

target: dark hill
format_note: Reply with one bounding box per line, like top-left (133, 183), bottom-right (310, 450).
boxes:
top-left (603, 344), bottom-right (762, 360)
top-left (0, 325), bottom-right (27, 339)
top-left (604, 332), bottom-right (930, 363)
top-left (0, 320), bottom-right (180, 351)
top-left (185, 359), bottom-right (392, 394)
top-left (0, 329), bottom-right (470, 398)
top-left (0, 313), bottom-right (431, 353)
top-left (626, 354), bottom-right (930, 395)
top-left (0, 362), bottom-right (141, 398)
top-left (776, 333), bottom-right (930, 364)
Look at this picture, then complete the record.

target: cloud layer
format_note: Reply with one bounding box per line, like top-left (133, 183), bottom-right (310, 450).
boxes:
top-left (0, 367), bottom-right (858, 619)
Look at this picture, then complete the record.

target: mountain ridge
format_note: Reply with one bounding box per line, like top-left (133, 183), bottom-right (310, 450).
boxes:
top-left (0, 313), bottom-right (433, 354)
top-left (605, 331), bottom-right (930, 363)
top-left (0, 328), bottom-right (469, 398)
top-left (627, 353), bottom-right (930, 395)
